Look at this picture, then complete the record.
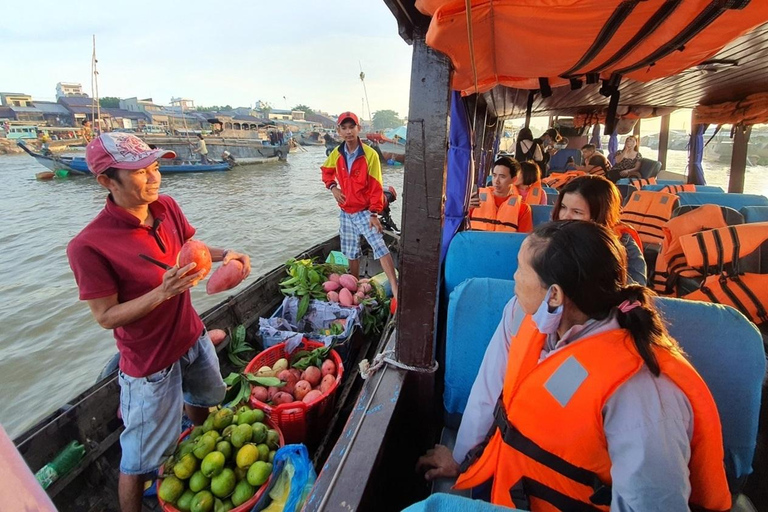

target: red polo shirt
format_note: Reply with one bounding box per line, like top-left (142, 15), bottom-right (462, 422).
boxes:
top-left (67, 194), bottom-right (203, 377)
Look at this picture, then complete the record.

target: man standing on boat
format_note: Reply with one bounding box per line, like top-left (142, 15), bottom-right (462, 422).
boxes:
top-left (322, 111), bottom-right (399, 299)
top-left (192, 133), bottom-right (209, 164)
top-left (81, 120), bottom-right (94, 144)
top-left (66, 133), bottom-right (251, 512)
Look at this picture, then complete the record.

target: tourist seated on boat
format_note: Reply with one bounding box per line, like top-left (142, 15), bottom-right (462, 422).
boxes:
top-left (514, 161), bottom-right (547, 205)
top-left (469, 157), bottom-right (533, 233)
top-left (537, 128), bottom-right (567, 172)
top-left (575, 144), bottom-right (611, 176)
top-left (607, 135), bottom-right (643, 182)
top-left (417, 220), bottom-right (730, 511)
top-left (514, 127), bottom-right (545, 168)
top-left (553, 175), bottom-right (646, 285)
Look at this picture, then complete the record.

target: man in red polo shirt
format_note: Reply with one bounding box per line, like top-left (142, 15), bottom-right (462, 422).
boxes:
top-left (67, 133), bottom-right (251, 512)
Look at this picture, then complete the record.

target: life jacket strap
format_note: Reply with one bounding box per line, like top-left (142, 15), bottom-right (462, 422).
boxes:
top-left (510, 477), bottom-right (606, 512)
top-left (471, 217), bottom-right (519, 229)
top-left (492, 398), bottom-right (612, 505)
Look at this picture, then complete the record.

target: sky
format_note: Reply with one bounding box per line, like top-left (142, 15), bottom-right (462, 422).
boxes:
top-left (0, 0), bottom-right (414, 119)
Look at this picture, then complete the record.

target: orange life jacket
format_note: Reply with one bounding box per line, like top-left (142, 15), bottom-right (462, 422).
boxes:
top-left (651, 204), bottom-right (729, 294)
top-left (660, 184), bottom-right (697, 194)
top-left (679, 223), bottom-right (768, 326)
top-left (515, 181), bottom-right (545, 205)
top-left (542, 170), bottom-right (585, 190)
top-left (613, 223), bottom-right (643, 252)
top-left (454, 315), bottom-right (731, 511)
top-left (628, 177), bottom-right (657, 190)
top-left (620, 190), bottom-right (680, 247)
top-left (470, 187), bottom-right (523, 232)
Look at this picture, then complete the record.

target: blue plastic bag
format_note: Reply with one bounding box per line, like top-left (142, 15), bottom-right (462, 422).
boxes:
top-left (254, 444), bottom-right (316, 512)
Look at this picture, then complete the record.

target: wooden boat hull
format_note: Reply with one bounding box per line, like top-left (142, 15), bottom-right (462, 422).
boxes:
top-left (13, 233), bottom-right (398, 511)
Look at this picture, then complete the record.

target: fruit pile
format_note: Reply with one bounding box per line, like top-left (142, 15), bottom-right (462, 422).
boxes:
top-left (322, 274), bottom-right (376, 307)
top-left (157, 405), bottom-right (281, 512)
top-left (249, 346), bottom-right (338, 407)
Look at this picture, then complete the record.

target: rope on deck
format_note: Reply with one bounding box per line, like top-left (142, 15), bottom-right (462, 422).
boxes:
top-left (359, 349), bottom-right (439, 380)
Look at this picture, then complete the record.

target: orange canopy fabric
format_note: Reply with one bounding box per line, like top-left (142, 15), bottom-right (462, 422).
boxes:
top-left (694, 93), bottom-right (768, 126)
top-left (415, 0), bottom-right (768, 95)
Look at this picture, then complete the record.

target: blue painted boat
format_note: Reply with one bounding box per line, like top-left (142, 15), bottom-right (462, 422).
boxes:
top-left (18, 141), bottom-right (232, 175)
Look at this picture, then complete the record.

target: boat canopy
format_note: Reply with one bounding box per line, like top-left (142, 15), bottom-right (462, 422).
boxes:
top-left (415, 0), bottom-right (768, 95)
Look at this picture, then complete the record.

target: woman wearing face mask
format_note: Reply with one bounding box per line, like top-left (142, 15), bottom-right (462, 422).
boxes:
top-left (608, 135), bottom-right (643, 181)
top-left (469, 157), bottom-right (533, 233)
top-left (417, 221), bottom-right (730, 511)
top-left (513, 161), bottom-right (548, 205)
top-left (552, 175), bottom-right (646, 285)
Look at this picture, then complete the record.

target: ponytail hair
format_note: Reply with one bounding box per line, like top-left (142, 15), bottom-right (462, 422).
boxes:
top-left (529, 221), bottom-right (680, 376)
top-left (614, 285), bottom-right (679, 376)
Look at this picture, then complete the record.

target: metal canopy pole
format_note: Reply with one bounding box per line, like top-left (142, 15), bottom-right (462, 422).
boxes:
top-left (729, 124), bottom-right (751, 193)
top-left (658, 114), bottom-right (671, 170)
top-left (396, 36), bottom-right (451, 368)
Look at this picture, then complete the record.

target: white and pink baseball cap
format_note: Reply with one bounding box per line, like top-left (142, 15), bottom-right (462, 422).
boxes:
top-left (86, 133), bottom-right (176, 175)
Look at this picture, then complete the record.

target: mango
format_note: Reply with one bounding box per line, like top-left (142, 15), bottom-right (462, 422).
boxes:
top-left (158, 475), bottom-right (185, 504)
top-left (236, 444), bottom-right (259, 469)
top-left (266, 429), bottom-right (280, 450)
top-left (191, 489), bottom-right (215, 512)
top-left (216, 440), bottom-right (232, 460)
top-left (231, 423), bottom-right (253, 448)
top-left (246, 461), bottom-right (272, 487)
top-left (176, 489), bottom-right (196, 511)
top-left (210, 468), bottom-right (236, 498)
top-left (231, 480), bottom-right (256, 507)
top-left (193, 436), bottom-right (216, 460)
top-left (173, 453), bottom-right (199, 480)
top-left (201, 451), bottom-right (225, 478)
top-left (213, 408), bottom-right (234, 430)
top-left (189, 470), bottom-right (211, 493)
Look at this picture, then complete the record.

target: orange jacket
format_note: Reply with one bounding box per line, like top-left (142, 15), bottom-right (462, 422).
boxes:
top-left (470, 188), bottom-right (532, 232)
top-left (455, 315), bottom-right (731, 511)
top-left (321, 141), bottom-right (384, 214)
top-left (614, 223), bottom-right (643, 252)
top-left (514, 181), bottom-right (547, 205)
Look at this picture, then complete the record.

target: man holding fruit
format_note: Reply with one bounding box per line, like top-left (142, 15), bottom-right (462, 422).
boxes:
top-left (66, 132), bottom-right (251, 512)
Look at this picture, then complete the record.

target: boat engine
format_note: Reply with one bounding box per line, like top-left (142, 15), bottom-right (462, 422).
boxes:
top-left (381, 186), bottom-right (399, 233)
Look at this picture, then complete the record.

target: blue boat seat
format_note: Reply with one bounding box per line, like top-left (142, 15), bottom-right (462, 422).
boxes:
top-left (443, 231), bottom-right (527, 298)
top-left (404, 494), bottom-right (521, 512)
top-left (548, 148), bottom-right (582, 173)
top-left (542, 186), bottom-right (559, 205)
top-left (656, 297), bottom-right (766, 492)
top-left (617, 178), bottom-right (684, 186)
top-left (741, 206), bottom-right (768, 223)
top-left (444, 278), bottom-right (515, 428)
top-left (677, 192), bottom-right (768, 210)
top-left (638, 158), bottom-right (662, 179)
top-left (642, 184), bottom-right (724, 193)
top-left (530, 204), bottom-right (553, 227)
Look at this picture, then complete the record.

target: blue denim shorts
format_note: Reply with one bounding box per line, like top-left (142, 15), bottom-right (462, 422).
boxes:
top-left (117, 330), bottom-right (226, 475)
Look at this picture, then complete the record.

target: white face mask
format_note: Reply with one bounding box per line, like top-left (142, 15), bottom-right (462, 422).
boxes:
top-left (531, 286), bottom-right (564, 334)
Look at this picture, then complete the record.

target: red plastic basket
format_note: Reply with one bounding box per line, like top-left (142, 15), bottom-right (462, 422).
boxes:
top-left (157, 416), bottom-right (285, 512)
top-left (245, 339), bottom-right (344, 445)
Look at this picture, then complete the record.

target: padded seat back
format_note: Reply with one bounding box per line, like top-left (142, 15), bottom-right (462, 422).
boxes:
top-left (740, 206), bottom-right (768, 224)
top-left (672, 205), bottom-right (744, 226)
top-left (530, 204), bottom-right (553, 227)
top-left (444, 278), bottom-right (514, 428)
top-left (548, 148), bottom-right (582, 172)
top-left (542, 186), bottom-right (559, 205)
top-left (643, 184), bottom-right (724, 194)
top-left (677, 192), bottom-right (768, 210)
top-left (638, 158), bottom-right (662, 178)
top-left (443, 231), bottom-right (527, 298)
top-left (655, 297), bottom-right (766, 491)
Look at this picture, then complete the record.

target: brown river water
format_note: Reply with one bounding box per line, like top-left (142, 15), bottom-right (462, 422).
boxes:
top-left (0, 146), bottom-right (403, 438)
top-left (0, 144), bottom-right (766, 439)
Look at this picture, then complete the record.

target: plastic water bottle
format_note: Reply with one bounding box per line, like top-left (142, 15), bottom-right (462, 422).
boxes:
top-left (34, 441), bottom-right (86, 490)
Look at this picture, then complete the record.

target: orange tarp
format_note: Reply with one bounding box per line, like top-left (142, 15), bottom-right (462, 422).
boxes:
top-left (415, 0), bottom-right (768, 95)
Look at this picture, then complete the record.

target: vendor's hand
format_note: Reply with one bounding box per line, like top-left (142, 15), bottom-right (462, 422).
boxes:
top-left (222, 250), bottom-right (251, 279)
top-left (416, 444), bottom-right (461, 481)
top-left (469, 190), bottom-right (481, 209)
top-left (160, 262), bottom-right (203, 298)
top-left (331, 187), bottom-right (346, 205)
top-left (369, 215), bottom-right (383, 233)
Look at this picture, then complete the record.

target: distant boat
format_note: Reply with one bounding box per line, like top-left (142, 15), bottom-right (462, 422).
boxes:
top-left (18, 141), bottom-right (233, 176)
top-left (297, 131), bottom-right (326, 146)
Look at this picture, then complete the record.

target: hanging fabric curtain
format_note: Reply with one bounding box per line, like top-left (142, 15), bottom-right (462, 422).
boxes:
top-left (688, 124), bottom-right (708, 185)
top-left (440, 91), bottom-right (474, 262)
top-left (590, 123), bottom-right (601, 149)
top-left (608, 129), bottom-right (618, 165)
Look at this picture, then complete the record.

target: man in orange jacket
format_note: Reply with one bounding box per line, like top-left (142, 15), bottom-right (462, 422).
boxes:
top-left (321, 112), bottom-right (398, 298)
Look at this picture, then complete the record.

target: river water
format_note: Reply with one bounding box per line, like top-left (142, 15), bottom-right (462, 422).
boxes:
top-left (1, 145), bottom-right (766, 439)
top-left (0, 146), bottom-right (404, 438)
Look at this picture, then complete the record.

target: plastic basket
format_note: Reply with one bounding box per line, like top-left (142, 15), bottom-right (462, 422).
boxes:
top-left (245, 339), bottom-right (343, 445)
top-left (157, 416), bottom-right (285, 512)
